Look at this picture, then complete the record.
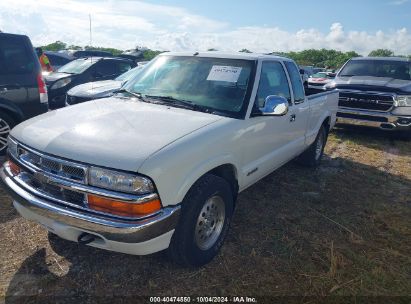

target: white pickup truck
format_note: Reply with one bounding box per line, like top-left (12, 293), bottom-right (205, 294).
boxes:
top-left (1, 52), bottom-right (338, 266)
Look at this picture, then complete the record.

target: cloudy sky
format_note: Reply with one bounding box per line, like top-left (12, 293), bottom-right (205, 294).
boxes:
top-left (1, 0), bottom-right (411, 55)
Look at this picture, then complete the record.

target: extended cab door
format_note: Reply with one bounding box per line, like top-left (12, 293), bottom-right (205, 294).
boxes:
top-left (284, 61), bottom-right (310, 152)
top-left (241, 60), bottom-right (300, 188)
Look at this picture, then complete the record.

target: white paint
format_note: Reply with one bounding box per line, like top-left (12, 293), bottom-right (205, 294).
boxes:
top-left (207, 66), bottom-right (242, 82)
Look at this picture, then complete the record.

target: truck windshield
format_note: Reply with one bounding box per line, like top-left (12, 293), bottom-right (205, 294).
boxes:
top-left (124, 56), bottom-right (255, 117)
top-left (57, 58), bottom-right (96, 74)
top-left (339, 60), bottom-right (411, 81)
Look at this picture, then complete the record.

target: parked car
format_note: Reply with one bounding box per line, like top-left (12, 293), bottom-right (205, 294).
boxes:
top-left (58, 49), bottom-right (113, 59)
top-left (45, 57), bottom-right (136, 109)
top-left (308, 72), bottom-right (335, 89)
top-left (313, 67), bottom-right (326, 74)
top-left (299, 68), bottom-right (310, 88)
top-left (327, 57), bottom-right (411, 134)
top-left (0, 32), bottom-right (48, 154)
top-left (1, 52), bottom-right (338, 266)
top-left (42, 51), bottom-right (73, 75)
top-left (118, 47), bottom-right (147, 62)
top-left (66, 64), bottom-right (145, 105)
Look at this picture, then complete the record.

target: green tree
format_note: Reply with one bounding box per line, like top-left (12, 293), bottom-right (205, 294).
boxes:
top-left (274, 49), bottom-right (360, 69)
top-left (84, 45), bottom-right (123, 56)
top-left (143, 50), bottom-right (164, 60)
top-left (67, 45), bottom-right (82, 50)
top-left (41, 41), bottom-right (67, 51)
top-left (368, 49), bottom-right (395, 57)
top-left (239, 48), bottom-right (252, 53)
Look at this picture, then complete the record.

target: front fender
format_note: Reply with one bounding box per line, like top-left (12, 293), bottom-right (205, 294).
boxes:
top-left (174, 154), bottom-right (238, 206)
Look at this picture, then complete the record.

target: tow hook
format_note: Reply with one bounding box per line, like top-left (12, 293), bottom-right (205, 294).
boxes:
top-left (77, 232), bottom-right (96, 245)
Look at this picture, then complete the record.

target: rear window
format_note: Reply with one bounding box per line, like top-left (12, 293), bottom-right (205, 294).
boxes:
top-left (0, 36), bottom-right (35, 75)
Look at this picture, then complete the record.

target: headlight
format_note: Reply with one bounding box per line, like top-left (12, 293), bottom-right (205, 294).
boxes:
top-left (324, 81), bottom-right (336, 90)
top-left (51, 78), bottom-right (72, 90)
top-left (88, 167), bottom-right (155, 194)
top-left (396, 96), bottom-right (411, 107)
top-left (7, 137), bottom-right (18, 158)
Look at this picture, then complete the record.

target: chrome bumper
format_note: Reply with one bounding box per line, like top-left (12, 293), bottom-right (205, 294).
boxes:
top-left (0, 166), bottom-right (180, 243)
top-left (337, 108), bottom-right (411, 131)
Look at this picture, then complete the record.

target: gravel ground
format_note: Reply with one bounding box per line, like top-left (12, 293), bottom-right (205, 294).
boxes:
top-left (0, 125), bottom-right (410, 303)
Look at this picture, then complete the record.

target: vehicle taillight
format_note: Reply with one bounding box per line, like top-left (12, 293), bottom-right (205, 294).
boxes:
top-left (37, 73), bottom-right (48, 104)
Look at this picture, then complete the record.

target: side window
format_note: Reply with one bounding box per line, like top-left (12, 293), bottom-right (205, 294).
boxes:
top-left (116, 62), bottom-right (132, 74)
top-left (0, 37), bottom-right (34, 75)
top-left (93, 60), bottom-right (116, 77)
top-left (255, 61), bottom-right (291, 108)
top-left (285, 61), bottom-right (305, 103)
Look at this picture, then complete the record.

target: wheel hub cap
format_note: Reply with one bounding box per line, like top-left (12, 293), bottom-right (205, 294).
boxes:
top-left (195, 195), bottom-right (225, 250)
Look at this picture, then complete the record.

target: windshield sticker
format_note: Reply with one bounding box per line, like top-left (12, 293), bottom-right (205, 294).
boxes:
top-left (207, 66), bottom-right (242, 82)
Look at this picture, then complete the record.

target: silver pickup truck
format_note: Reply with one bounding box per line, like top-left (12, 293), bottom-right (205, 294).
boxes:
top-left (327, 57), bottom-right (411, 134)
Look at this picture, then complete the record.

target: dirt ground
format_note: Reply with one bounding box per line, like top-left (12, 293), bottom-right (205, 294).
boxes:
top-left (0, 125), bottom-right (410, 303)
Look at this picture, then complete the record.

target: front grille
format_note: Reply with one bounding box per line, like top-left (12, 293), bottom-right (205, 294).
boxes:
top-left (337, 112), bottom-right (388, 122)
top-left (23, 171), bottom-right (86, 207)
top-left (338, 92), bottom-right (394, 112)
top-left (18, 146), bottom-right (86, 183)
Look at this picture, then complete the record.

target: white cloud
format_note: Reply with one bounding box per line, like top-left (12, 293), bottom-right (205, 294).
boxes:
top-left (0, 1), bottom-right (410, 55)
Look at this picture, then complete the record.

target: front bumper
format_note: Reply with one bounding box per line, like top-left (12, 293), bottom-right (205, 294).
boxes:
top-left (337, 108), bottom-right (411, 131)
top-left (0, 165), bottom-right (180, 253)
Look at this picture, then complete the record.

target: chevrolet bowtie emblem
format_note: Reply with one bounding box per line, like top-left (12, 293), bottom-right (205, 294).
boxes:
top-left (34, 172), bottom-right (50, 184)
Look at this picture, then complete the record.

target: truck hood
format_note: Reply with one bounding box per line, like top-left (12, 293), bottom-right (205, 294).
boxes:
top-left (67, 80), bottom-right (122, 98)
top-left (334, 76), bottom-right (411, 93)
top-left (11, 97), bottom-right (223, 172)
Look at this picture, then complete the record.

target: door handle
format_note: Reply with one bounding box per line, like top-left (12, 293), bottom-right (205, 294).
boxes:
top-left (290, 114), bottom-right (296, 122)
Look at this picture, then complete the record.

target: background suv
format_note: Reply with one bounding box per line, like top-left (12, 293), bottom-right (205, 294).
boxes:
top-left (0, 32), bottom-right (48, 153)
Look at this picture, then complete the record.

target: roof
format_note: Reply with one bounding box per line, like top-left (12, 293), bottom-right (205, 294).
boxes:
top-left (160, 51), bottom-right (294, 62)
top-left (44, 51), bottom-right (72, 59)
top-left (73, 56), bottom-right (133, 62)
top-left (351, 56), bottom-right (410, 62)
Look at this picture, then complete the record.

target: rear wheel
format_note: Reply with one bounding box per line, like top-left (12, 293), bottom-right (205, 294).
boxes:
top-left (298, 125), bottom-right (327, 167)
top-left (169, 174), bottom-right (234, 267)
top-left (0, 112), bottom-right (15, 155)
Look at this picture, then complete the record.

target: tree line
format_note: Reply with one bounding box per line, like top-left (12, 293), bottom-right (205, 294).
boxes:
top-left (40, 41), bottom-right (410, 68)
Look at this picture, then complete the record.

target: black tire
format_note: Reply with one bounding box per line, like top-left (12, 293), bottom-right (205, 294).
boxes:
top-left (168, 174), bottom-right (234, 267)
top-left (0, 111), bottom-right (16, 155)
top-left (298, 125), bottom-right (327, 167)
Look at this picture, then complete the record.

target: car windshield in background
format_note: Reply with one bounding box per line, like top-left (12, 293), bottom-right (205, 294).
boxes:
top-left (312, 72), bottom-right (332, 79)
top-left (124, 56), bottom-right (255, 117)
top-left (115, 66), bottom-right (143, 82)
top-left (339, 60), bottom-right (411, 80)
top-left (57, 58), bottom-right (95, 74)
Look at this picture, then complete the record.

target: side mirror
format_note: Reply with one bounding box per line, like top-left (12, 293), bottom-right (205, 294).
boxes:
top-left (259, 95), bottom-right (289, 116)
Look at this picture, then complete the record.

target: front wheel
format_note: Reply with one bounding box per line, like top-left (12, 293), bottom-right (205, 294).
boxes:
top-left (168, 174), bottom-right (234, 267)
top-left (0, 112), bottom-right (15, 155)
top-left (297, 125), bottom-right (327, 167)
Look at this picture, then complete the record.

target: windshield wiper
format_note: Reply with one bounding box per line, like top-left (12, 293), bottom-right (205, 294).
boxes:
top-left (113, 88), bottom-right (144, 99)
top-left (144, 95), bottom-right (215, 114)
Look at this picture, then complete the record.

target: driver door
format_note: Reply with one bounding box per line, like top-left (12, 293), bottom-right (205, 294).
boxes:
top-left (241, 61), bottom-right (299, 188)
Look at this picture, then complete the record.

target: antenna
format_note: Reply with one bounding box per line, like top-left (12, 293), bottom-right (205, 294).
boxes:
top-left (89, 14), bottom-right (92, 47)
